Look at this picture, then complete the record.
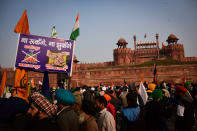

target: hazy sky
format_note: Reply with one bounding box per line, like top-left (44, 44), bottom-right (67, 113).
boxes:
top-left (0, 0), bottom-right (197, 67)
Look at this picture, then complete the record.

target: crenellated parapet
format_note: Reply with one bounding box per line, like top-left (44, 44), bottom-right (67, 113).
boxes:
top-left (166, 43), bottom-right (184, 50)
top-left (162, 43), bottom-right (185, 61)
top-left (181, 57), bottom-right (197, 62)
top-left (113, 48), bottom-right (134, 65)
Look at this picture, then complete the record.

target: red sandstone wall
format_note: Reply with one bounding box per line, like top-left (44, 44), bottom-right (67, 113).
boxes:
top-left (0, 68), bottom-right (58, 88)
top-left (1, 64), bottom-right (197, 88)
top-left (71, 64), bottom-right (197, 87)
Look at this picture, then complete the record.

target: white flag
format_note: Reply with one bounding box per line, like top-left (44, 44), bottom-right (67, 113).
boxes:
top-left (139, 81), bottom-right (148, 105)
top-left (51, 26), bottom-right (58, 38)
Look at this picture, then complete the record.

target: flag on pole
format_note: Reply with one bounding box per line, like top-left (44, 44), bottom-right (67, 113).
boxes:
top-left (144, 33), bottom-right (147, 38)
top-left (153, 64), bottom-right (157, 83)
top-left (14, 68), bottom-right (28, 88)
top-left (70, 13), bottom-right (80, 40)
top-left (13, 68), bottom-right (29, 102)
top-left (0, 72), bottom-right (7, 97)
top-left (162, 42), bottom-right (165, 49)
top-left (31, 78), bottom-right (35, 88)
top-left (3, 86), bottom-right (10, 98)
top-left (39, 81), bottom-right (42, 85)
top-left (139, 81), bottom-right (148, 105)
top-left (51, 26), bottom-right (58, 38)
top-left (14, 9), bottom-right (30, 34)
top-left (42, 71), bottom-right (50, 97)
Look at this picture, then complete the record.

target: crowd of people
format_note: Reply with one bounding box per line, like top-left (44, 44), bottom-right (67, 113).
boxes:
top-left (0, 80), bottom-right (197, 131)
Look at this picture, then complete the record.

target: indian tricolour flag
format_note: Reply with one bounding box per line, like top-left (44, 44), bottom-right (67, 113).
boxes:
top-left (70, 13), bottom-right (79, 40)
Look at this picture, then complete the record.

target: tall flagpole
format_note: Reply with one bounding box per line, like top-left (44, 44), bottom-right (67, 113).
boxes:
top-left (70, 40), bottom-right (76, 77)
top-left (67, 40), bottom-right (76, 89)
top-left (14, 33), bottom-right (21, 71)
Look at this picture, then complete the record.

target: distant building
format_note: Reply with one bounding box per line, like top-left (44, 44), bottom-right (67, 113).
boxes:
top-left (71, 33), bottom-right (197, 86)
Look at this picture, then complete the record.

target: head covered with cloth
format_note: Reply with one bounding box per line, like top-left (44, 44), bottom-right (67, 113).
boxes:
top-left (55, 88), bottom-right (76, 106)
top-left (55, 89), bottom-right (79, 131)
top-left (28, 92), bottom-right (58, 118)
top-left (151, 89), bottom-right (163, 100)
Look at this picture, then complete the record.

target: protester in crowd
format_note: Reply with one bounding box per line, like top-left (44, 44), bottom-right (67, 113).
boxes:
top-left (120, 87), bottom-right (128, 108)
top-left (9, 97), bottom-right (29, 131)
top-left (175, 85), bottom-right (195, 131)
top-left (145, 89), bottom-right (172, 131)
top-left (95, 96), bottom-right (116, 131)
top-left (104, 94), bottom-right (116, 121)
top-left (191, 83), bottom-right (197, 108)
top-left (184, 81), bottom-right (193, 93)
top-left (26, 92), bottom-right (58, 131)
top-left (108, 89), bottom-right (121, 111)
top-left (128, 83), bottom-right (144, 106)
top-left (83, 87), bottom-right (95, 103)
top-left (120, 92), bottom-right (146, 131)
top-left (55, 88), bottom-right (79, 131)
top-left (116, 86), bottom-right (123, 98)
top-left (79, 100), bottom-right (99, 131)
top-left (0, 97), bottom-right (29, 131)
top-left (73, 87), bottom-right (82, 114)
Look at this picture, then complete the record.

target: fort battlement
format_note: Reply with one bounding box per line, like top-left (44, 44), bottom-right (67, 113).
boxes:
top-left (113, 48), bottom-right (133, 53)
top-left (166, 43), bottom-right (184, 50)
top-left (182, 57), bottom-right (197, 62)
top-left (71, 33), bottom-right (197, 87)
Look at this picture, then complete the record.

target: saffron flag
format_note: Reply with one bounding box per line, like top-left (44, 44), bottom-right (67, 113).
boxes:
top-left (0, 72), bottom-right (7, 97)
top-left (162, 42), bottom-right (165, 49)
top-left (70, 13), bottom-right (80, 40)
top-left (13, 68), bottom-right (29, 102)
top-left (51, 26), bottom-right (58, 38)
top-left (42, 71), bottom-right (50, 97)
top-left (14, 9), bottom-right (30, 34)
top-left (139, 81), bottom-right (148, 105)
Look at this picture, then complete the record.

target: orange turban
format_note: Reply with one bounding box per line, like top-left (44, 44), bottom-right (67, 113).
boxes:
top-left (104, 94), bottom-right (111, 102)
top-left (148, 83), bottom-right (156, 91)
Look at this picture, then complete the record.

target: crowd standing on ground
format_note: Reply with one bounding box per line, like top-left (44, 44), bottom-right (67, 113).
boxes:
top-left (0, 80), bottom-right (197, 131)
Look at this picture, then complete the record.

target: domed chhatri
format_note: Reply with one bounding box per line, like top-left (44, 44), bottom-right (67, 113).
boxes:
top-left (117, 38), bottom-right (128, 48)
top-left (73, 55), bottom-right (79, 63)
top-left (166, 34), bottom-right (179, 44)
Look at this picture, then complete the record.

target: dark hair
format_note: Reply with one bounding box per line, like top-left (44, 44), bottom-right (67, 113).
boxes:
top-left (95, 96), bottom-right (107, 107)
top-left (108, 90), bottom-right (114, 95)
top-left (126, 93), bottom-right (138, 108)
top-left (81, 100), bottom-right (96, 116)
